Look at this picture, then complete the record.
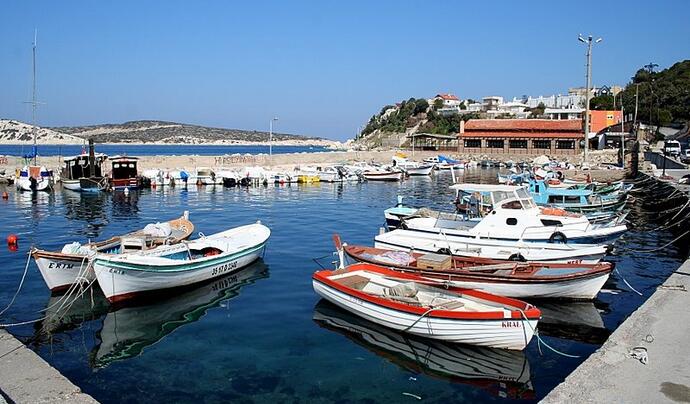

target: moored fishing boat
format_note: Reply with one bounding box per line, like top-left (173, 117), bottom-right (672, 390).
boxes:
top-left (312, 263), bottom-right (540, 350)
top-left (363, 170), bottom-right (402, 181)
top-left (109, 156), bottom-right (141, 190)
top-left (374, 228), bottom-right (609, 263)
top-left (93, 222), bottom-right (271, 303)
top-left (32, 212), bottom-right (194, 292)
top-left (339, 241), bottom-right (613, 299)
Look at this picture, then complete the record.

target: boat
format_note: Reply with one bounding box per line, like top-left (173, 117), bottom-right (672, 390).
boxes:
top-left (32, 212), bottom-right (194, 292)
top-left (527, 179), bottom-right (629, 213)
top-left (61, 141), bottom-right (108, 192)
top-left (195, 167), bottom-right (222, 185)
top-left (93, 262), bottom-right (269, 367)
top-left (142, 169), bottom-right (173, 187)
top-left (16, 33), bottom-right (52, 193)
top-left (318, 166), bottom-right (343, 183)
top-left (374, 229), bottom-right (609, 263)
top-left (93, 221), bottom-right (270, 302)
top-left (400, 184), bottom-right (627, 244)
top-left (16, 165), bottom-right (52, 192)
top-left (313, 301), bottom-right (534, 399)
top-left (109, 156), bottom-right (141, 190)
top-left (339, 241), bottom-right (613, 299)
top-left (405, 164), bottom-right (434, 176)
top-left (391, 154), bottom-right (434, 176)
top-left (312, 263), bottom-right (540, 350)
top-left (363, 170), bottom-right (403, 181)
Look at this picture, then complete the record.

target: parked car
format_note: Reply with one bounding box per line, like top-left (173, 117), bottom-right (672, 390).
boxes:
top-left (663, 140), bottom-right (681, 157)
top-left (681, 149), bottom-right (690, 164)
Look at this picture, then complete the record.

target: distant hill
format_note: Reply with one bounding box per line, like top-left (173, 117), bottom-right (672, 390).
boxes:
top-left (0, 119), bottom-right (331, 145)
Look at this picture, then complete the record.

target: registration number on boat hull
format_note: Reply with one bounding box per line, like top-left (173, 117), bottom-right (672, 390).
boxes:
top-left (211, 261), bottom-right (238, 276)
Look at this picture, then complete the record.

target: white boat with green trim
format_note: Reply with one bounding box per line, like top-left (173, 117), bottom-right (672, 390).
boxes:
top-left (93, 222), bottom-right (270, 303)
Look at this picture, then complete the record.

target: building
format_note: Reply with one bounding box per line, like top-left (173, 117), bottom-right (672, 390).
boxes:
top-left (588, 110), bottom-right (622, 134)
top-left (408, 133), bottom-right (458, 151)
top-left (457, 119), bottom-right (584, 156)
top-left (544, 107), bottom-right (584, 120)
top-left (514, 94), bottom-right (584, 109)
top-left (432, 93), bottom-right (463, 108)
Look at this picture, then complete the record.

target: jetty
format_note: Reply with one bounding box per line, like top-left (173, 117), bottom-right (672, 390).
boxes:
top-left (0, 330), bottom-right (97, 403)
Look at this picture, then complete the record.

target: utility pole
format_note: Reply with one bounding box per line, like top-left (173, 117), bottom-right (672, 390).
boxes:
top-left (620, 105), bottom-right (625, 169)
top-left (269, 117), bottom-right (278, 158)
top-left (578, 34), bottom-right (602, 164)
top-left (633, 83), bottom-right (639, 127)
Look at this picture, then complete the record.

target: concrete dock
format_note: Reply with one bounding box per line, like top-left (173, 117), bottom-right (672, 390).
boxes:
top-left (541, 258), bottom-right (690, 403)
top-left (0, 330), bottom-right (97, 403)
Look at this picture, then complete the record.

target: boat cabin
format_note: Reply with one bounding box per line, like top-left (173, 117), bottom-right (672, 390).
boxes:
top-left (62, 153), bottom-right (107, 180)
top-left (450, 183), bottom-right (536, 217)
top-left (110, 155), bottom-right (140, 190)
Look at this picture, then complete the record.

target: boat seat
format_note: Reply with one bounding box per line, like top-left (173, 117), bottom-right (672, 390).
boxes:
top-left (335, 274), bottom-right (370, 291)
top-left (383, 282), bottom-right (418, 298)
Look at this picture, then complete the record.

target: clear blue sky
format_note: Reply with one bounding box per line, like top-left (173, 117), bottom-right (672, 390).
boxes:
top-left (1, 1), bottom-right (688, 140)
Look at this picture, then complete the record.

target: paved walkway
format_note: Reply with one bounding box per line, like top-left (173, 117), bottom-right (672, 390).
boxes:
top-left (541, 258), bottom-right (690, 403)
top-left (0, 329), bottom-right (97, 403)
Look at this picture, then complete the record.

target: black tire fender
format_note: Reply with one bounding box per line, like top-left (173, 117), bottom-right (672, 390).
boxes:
top-left (549, 231), bottom-right (568, 244)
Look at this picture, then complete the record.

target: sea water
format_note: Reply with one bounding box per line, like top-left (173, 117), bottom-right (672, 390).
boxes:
top-left (0, 169), bottom-right (686, 403)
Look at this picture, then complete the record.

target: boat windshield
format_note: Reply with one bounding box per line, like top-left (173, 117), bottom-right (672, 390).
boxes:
top-left (491, 191), bottom-right (514, 204)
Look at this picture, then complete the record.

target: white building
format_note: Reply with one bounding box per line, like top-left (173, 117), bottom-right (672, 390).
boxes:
top-left (544, 107), bottom-right (584, 120)
top-left (431, 93), bottom-right (463, 108)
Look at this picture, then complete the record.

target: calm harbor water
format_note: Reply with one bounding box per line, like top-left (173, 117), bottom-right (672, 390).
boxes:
top-left (1, 144), bottom-right (330, 157)
top-left (0, 169), bottom-right (687, 403)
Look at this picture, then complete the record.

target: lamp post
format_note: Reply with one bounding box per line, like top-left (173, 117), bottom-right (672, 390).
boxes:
top-left (269, 117), bottom-right (278, 157)
top-left (578, 34), bottom-right (602, 164)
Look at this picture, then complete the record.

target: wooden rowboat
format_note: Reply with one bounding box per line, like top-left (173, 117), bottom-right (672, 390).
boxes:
top-left (340, 240), bottom-right (613, 300)
top-left (312, 263), bottom-right (541, 350)
top-left (93, 222), bottom-right (270, 303)
top-left (363, 171), bottom-right (403, 181)
top-left (32, 212), bottom-right (194, 293)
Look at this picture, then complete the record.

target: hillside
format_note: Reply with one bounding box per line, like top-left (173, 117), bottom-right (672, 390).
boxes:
top-left (0, 119), bottom-right (331, 146)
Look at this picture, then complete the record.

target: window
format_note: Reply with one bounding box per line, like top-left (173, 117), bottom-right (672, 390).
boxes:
top-left (509, 140), bottom-right (527, 149)
top-left (487, 140), bottom-right (504, 148)
top-left (464, 139), bottom-right (481, 148)
top-left (564, 195), bottom-right (580, 203)
top-left (556, 140), bottom-right (575, 149)
top-left (541, 219), bottom-right (562, 226)
top-left (114, 163), bottom-right (120, 169)
top-left (501, 201), bottom-right (523, 209)
top-left (548, 195), bottom-right (563, 203)
top-left (506, 218), bottom-right (518, 225)
top-left (533, 140), bottom-right (551, 149)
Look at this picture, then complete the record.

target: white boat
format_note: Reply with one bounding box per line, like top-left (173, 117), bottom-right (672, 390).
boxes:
top-left (313, 264), bottom-right (540, 350)
top-left (16, 165), bottom-right (52, 192)
top-left (32, 213), bottom-right (194, 292)
top-left (374, 229), bottom-right (609, 263)
top-left (142, 169), bottom-right (172, 187)
top-left (93, 222), bottom-right (271, 302)
top-left (405, 165), bottom-right (434, 176)
top-left (363, 170), bottom-right (402, 181)
top-left (273, 172), bottom-right (297, 184)
top-left (318, 167), bottom-right (343, 182)
top-left (401, 184), bottom-right (627, 244)
top-left (170, 169), bottom-right (196, 186)
top-left (195, 167), bottom-right (222, 185)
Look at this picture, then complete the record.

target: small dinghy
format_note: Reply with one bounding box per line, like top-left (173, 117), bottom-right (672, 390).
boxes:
top-left (312, 263), bottom-right (541, 350)
top-left (340, 241), bottom-right (613, 299)
top-left (93, 222), bottom-right (270, 303)
top-left (363, 170), bottom-right (403, 182)
top-left (32, 212), bottom-right (194, 292)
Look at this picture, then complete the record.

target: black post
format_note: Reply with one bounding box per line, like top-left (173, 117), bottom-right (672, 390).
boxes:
top-left (88, 138), bottom-right (96, 178)
top-left (662, 142), bottom-right (667, 177)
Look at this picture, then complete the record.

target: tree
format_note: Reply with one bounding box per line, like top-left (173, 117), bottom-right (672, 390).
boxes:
top-left (433, 98), bottom-right (444, 110)
top-left (589, 95), bottom-right (614, 110)
top-left (414, 98), bottom-right (429, 114)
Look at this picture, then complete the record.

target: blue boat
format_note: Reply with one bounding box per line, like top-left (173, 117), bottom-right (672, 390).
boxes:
top-left (527, 179), bottom-right (628, 214)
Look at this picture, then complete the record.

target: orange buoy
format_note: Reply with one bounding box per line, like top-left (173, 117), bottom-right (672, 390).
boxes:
top-left (7, 234), bottom-right (18, 246)
top-left (1, 191), bottom-right (8, 200)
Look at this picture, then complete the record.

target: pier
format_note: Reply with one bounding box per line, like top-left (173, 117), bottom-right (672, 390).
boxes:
top-left (542, 173), bottom-right (690, 403)
top-left (0, 330), bottom-right (97, 403)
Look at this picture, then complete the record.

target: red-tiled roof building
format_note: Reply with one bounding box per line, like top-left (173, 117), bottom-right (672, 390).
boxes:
top-left (458, 119), bottom-right (584, 155)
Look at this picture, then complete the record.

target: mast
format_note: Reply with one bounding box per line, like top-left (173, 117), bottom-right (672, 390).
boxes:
top-left (31, 30), bottom-right (37, 166)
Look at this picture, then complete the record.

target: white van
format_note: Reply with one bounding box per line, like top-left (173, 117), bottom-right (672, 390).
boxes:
top-left (664, 140), bottom-right (681, 156)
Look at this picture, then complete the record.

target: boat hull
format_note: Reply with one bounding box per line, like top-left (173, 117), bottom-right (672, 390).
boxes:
top-left (374, 230), bottom-right (608, 264)
top-left (62, 179), bottom-right (82, 191)
top-left (364, 172), bottom-right (402, 181)
top-left (33, 251), bottom-right (95, 292)
top-left (406, 166), bottom-right (434, 176)
top-left (94, 242), bottom-right (267, 303)
top-left (313, 280), bottom-right (537, 350)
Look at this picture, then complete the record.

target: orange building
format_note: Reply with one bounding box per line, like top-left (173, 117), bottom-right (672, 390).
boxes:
top-left (588, 110), bottom-right (622, 134)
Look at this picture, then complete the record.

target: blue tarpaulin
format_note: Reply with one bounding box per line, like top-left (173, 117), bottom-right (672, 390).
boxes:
top-left (23, 146), bottom-right (38, 160)
top-left (438, 155), bottom-right (459, 164)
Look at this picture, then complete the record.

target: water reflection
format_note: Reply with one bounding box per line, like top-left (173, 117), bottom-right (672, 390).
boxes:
top-left (313, 300), bottom-right (535, 400)
top-left (33, 288), bottom-right (110, 338)
top-left (536, 301), bottom-right (611, 344)
top-left (92, 262), bottom-right (269, 368)
top-left (62, 190), bottom-right (111, 238)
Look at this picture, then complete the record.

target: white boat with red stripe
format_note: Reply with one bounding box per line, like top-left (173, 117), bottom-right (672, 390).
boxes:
top-left (312, 263), bottom-right (541, 350)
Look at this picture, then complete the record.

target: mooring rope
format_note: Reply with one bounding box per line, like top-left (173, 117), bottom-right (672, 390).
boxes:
top-left (614, 267), bottom-right (644, 296)
top-left (516, 308), bottom-right (581, 358)
top-left (0, 250), bottom-right (34, 318)
top-left (619, 230), bottom-right (690, 254)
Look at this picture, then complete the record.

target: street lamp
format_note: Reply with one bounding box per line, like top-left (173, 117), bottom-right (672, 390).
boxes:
top-left (578, 34), bottom-right (602, 164)
top-left (269, 117), bottom-right (279, 157)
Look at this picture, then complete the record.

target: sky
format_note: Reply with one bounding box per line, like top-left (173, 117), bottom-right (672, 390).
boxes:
top-left (1, 1), bottom-right (689, 141)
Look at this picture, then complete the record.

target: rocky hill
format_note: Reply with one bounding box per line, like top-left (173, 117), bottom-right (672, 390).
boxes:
top-left (0, 119), bottom-right (330, 145)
